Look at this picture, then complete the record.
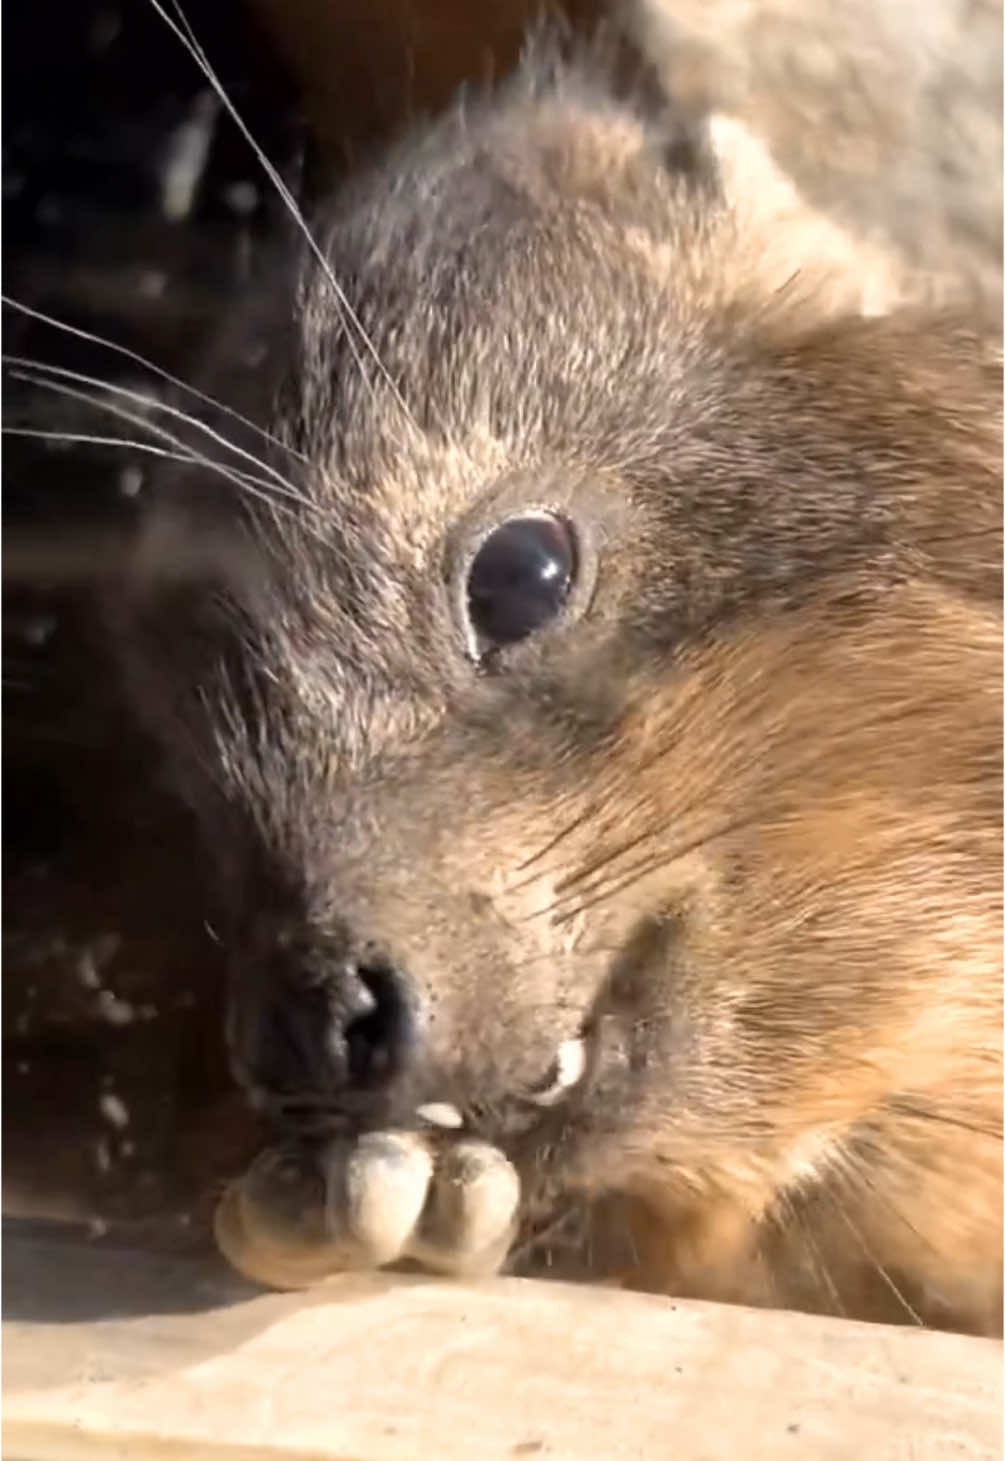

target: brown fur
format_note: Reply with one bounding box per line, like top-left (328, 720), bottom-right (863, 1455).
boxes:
top-left (113, 20), bottom-right (1003, 1333)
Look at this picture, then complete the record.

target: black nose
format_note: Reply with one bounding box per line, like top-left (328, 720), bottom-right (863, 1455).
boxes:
top-left (229, 947), bottom-right (417, 1115)
top-left (341, 962), bottom-right (414, 1089)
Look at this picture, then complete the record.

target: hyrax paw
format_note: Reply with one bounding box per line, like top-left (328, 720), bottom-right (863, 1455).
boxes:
top-left (214, 1131), bottom-right (433, 1289)
top-left (407, 1140), bottom-right (521, 1278)
top-left (215, 1130), bottom-right (520, 1290)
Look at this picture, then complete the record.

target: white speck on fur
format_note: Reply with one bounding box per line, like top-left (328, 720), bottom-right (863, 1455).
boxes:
top-left (99, 1093), bottom-right (129, 1129)
top-left (161, 91), bottom-right (218, 221)
top-left (119, 465), bottom-right (144, 497)
top-left (97, 989), bottom-right (135, 1025)
top-left (78, 952), bottom-right (101, 988)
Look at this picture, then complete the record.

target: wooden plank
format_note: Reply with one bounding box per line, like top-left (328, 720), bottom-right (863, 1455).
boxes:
top-left (2, 1225), bottom-right (1001, 1461)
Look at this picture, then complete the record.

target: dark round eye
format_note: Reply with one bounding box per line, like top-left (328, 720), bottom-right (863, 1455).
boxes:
top-left (465, 513), bottom-right (577, 653)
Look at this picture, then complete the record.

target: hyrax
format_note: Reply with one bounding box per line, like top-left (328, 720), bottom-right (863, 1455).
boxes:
top-left (114, 13), bottom-right (1003, 1334)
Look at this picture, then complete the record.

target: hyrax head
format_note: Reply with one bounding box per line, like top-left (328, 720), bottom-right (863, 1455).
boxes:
top-left (120, 35), bottom-right (1002, 1322)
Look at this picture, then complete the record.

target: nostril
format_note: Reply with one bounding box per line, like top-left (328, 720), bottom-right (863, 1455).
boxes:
top-left (343, 963), bottom-right (414, 1089)
top-left (231, 934), bottom-right (418, 1113)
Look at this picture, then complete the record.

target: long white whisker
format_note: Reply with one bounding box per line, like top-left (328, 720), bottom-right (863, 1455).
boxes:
top-left (1, 293), bottom-right (310, 467)
top-left (3, 424), bottom-right (298, 515)
top-left (4, 426), bottom-right (216, 465)
top-left (3, 353), bottom-right (312, 510)
top-left (7, 367), bottom-right (323, 532)
top-left (826, 1182), bottom-right (925, 1328)
top-left (149, 0), bottom-right (417, 429)
top-left (1, 427), bottom-right (281, 502)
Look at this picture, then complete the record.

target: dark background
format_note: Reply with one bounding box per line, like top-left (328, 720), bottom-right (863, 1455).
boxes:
top-left (3, 0), bottom-right (305, 1250)
top-left (2, 0), bottom-right (590, 1265)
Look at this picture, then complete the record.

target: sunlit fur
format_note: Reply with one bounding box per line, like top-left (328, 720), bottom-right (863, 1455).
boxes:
top-left (103, 24), bottom-right (1003, 1333)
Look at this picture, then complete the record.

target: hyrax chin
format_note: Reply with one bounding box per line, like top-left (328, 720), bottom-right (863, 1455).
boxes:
top-left (115, 23), bottom-right (1002, 1334)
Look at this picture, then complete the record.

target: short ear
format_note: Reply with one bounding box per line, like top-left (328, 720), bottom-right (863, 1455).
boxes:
top-left (515, 5), bottom-right (718, 184)
top-left (525, 3), bottom-right (908, 323)
top-left (621, 0), bottom-right (999, 312)
top-left (619, 0), bottom-right (735, 121)
top-left (612, 0), bottom-right (907, 320)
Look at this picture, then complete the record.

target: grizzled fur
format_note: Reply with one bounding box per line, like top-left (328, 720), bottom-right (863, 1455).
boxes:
top-left (114, 29), bottom-right (1003, 1333)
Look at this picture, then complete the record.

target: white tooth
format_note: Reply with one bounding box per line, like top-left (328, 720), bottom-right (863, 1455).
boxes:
top-left (416, 1101), bottom-right (464, 1130)
top-left (554, 1037), bottom-right (587, 1091)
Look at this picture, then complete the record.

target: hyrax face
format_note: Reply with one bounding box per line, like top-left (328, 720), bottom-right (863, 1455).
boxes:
top-left (121, 43), bottom-right (1002, 1330)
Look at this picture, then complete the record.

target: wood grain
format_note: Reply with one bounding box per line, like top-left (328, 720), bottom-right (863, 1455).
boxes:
top-left (3, 1226), bottom-right (1001, 1461)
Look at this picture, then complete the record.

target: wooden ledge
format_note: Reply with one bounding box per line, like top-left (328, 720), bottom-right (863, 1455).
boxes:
top-left (2, 1224), bottom-right (1001, 1461)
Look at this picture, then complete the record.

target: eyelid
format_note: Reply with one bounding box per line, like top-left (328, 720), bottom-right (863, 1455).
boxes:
top-left (441, 472), bottom-right (614, 663)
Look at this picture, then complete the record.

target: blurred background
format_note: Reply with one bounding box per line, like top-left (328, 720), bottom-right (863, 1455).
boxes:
top-left (3, 0), bottom-right (303, 1253)
top-left (3, 0), bottom-right (593, 1265)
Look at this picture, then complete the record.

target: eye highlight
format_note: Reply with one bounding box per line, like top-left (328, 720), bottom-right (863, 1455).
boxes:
top-left (465, 512), bottom-right (577, 656)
